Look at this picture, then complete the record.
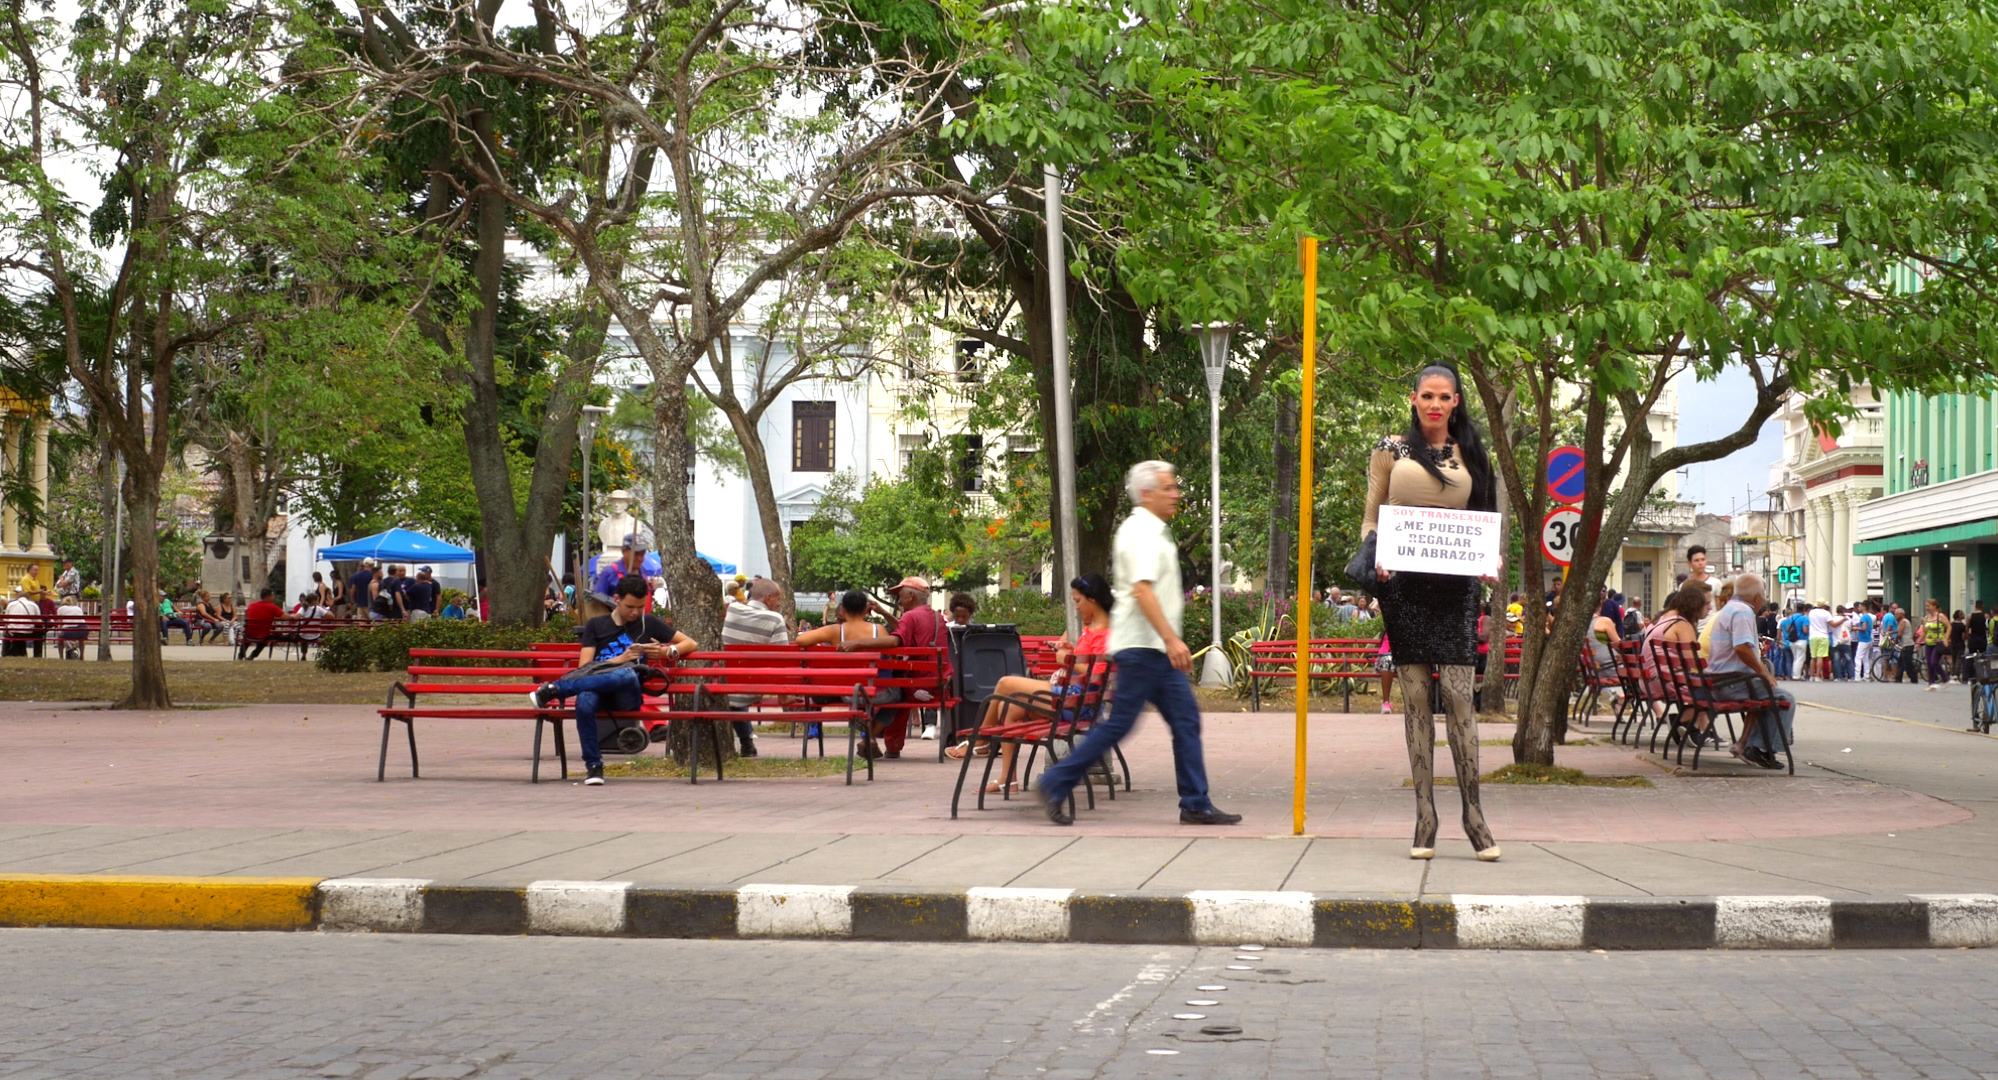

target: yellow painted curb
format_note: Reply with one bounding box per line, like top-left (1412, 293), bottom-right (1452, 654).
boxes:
top-left (0, 874), bottom-right (322, 931)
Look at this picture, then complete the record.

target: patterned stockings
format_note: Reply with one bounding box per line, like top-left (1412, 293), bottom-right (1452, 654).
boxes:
top-left (1396, 663), bottom-right (1497, 853)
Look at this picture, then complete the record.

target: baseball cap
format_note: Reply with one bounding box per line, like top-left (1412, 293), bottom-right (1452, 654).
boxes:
top-left (418, 566), bottom-right (432, 575)
top-left (893, 575), bottom-right (931, 594)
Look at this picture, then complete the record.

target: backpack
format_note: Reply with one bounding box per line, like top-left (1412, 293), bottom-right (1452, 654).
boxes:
top-left (371, 588), bottom-right (396, 617)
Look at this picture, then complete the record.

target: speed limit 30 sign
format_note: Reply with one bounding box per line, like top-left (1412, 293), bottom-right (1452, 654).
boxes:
top-left (1540, 507), bottom-right (1583, 567)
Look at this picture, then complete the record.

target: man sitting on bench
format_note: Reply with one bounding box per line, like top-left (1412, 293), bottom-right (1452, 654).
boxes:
top-left (531, 573), bottom-right (698, 786)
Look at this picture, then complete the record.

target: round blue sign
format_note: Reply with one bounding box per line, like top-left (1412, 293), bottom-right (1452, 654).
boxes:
top-left (1545, 446), bottom-right (1587, 505)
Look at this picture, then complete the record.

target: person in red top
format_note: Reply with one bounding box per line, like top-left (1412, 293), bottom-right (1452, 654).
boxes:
top-left (239, 588), bottom-right (297, 660)
top-left (842, 574), bottom-right (952, 759)
top-left (945, 573), bottom-right (1114, 793)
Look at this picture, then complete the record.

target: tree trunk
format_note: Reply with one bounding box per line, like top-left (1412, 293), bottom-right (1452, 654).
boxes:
top-left (456, 113), bottom-right (542, 627)
top-left (95, 429), bottom-right (118, 661)
top-left (1267, 390), bottom-right (1296, 600)
top-left (652, 379), bottom-right (724, 648)
top-left (119, 474), bottom-right (171, 710)
top-left (721, 401), bottom-right (795, 622)
top-left (224, 433), bottom-right (268, 595)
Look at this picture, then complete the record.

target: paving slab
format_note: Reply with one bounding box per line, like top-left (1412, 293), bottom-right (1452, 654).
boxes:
top-left (872, 834), bottom-right (1077, 889)
top-left (0, 827), bottom-right (303, 874)
top-left (458, 832), bottom-right (724, 885)
top-left (720, 833), bottom-right (956, 886)
top-left (622, 833), bottom-right (842, 886)
top-left (1278, 837), bottom-right (1430, 894)
top-left (1140, 836), bottom-right (1313, 892)
top-left (1007, 836), bottom-right (1194, 890)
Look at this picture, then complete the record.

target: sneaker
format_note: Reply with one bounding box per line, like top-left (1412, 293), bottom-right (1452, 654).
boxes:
top-left (583, 764), bottom-right (605, 786)
top-left (531, 683), bottom-right (561, 709)
top-left (1927, 684), bottom-right (1938, 692)
top-left (1380, 702), bottom-right (1395, 714)
top-left (920, 725), bottom-right (938, 740)
top-left (1180, 807), bottom-right (1244, 826)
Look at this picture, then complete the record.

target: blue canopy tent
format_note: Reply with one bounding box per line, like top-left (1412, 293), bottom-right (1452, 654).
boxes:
top-left (317, 528), bottom-right (477, 564)
top-left (317, 528), bottom-right (480, 616)
top-left (699, 552), bottom-right (736, 575)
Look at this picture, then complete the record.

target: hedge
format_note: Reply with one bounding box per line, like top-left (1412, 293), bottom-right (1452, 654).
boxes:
top-left (315, 618), bottom-right (581, 673)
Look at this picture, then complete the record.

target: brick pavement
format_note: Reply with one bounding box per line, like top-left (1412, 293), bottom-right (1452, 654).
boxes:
top-left (4, 929), bottom-right (1998, 1078)
top-left (2, 681), bottom-right (1994, 896)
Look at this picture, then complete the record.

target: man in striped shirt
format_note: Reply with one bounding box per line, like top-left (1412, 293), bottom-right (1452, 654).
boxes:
top-left (721, 577), bottom-right (791, 756)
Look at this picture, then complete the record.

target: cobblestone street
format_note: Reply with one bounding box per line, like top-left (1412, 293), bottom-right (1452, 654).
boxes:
top-left (5, 930), bottom-right (1998, 1079)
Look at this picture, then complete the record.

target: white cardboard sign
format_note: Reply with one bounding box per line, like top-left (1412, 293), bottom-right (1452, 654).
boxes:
top-left (1375, 505), bottom-right (1503, 578)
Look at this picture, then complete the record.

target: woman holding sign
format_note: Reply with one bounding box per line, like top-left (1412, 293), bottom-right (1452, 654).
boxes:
top-left (1362, 364), bottom-right (1504, 862)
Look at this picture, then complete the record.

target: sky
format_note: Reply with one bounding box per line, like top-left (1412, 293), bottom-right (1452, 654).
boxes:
top-left (1672, 364), bottom-right (1786, 517)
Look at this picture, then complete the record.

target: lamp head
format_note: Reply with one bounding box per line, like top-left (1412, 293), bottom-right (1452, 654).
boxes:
top-left (1190, 323), bottom-right (1232, 381)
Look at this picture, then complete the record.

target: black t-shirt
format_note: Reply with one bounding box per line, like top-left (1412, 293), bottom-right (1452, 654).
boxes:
top-left (404, 580), bottom-right (436, 613)
top-left (1970, 612), bottom-right (1988, 650)
top-left (579, 613), bottom-right (676, 662)
top-left (348, 571), bottom-right (373, 606)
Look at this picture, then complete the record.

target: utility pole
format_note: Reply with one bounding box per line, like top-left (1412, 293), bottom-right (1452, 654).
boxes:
top-left (1045, 163), bottom-right (1080, 641)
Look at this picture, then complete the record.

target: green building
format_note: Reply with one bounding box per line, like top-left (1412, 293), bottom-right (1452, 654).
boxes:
top-left (1856, 388), bottom-right (1998, 613)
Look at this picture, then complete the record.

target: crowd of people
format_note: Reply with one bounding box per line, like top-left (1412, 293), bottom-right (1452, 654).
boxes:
top-left (0, 555), bottom-right (477, 660)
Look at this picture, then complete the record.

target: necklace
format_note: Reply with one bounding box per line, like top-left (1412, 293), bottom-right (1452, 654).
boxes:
top-left (1417, 436), bottom-right (1459, 470)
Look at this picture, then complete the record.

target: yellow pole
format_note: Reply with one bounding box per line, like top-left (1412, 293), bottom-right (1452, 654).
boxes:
top-left (1294, 237), bottom-right (1317, 837)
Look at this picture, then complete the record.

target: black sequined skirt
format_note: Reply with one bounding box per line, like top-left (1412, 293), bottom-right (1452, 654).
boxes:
top-left (1379, 571), bottom-right (1481, 667)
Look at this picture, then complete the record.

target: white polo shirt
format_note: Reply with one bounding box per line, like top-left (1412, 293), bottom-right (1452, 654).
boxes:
top-left (1109, 506), bottom-right (1183, 654)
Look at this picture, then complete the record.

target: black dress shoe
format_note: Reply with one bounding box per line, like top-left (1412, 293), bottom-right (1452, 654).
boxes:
top-left (1042, 790), bottom-right (1073, 826)
top-left (1180, 807), bottom-right (1244, 826)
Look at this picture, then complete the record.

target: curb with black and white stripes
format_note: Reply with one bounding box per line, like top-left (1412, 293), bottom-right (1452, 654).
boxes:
top-left (317, 881), bottom-right (1998, 949)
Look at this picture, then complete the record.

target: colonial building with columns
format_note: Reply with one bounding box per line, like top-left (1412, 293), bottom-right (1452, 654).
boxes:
top-left (0, 387), bottom-right (55, 593)
top-left (1766, 389), bottom-right (1884, 607)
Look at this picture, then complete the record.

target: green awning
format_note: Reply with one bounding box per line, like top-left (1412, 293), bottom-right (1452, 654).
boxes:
top-left (1853, 518), bottom-right (1998, 555)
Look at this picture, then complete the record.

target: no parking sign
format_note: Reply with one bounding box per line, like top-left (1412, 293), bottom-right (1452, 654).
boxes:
top-left (1545, 446), bottom-right (1586, 505)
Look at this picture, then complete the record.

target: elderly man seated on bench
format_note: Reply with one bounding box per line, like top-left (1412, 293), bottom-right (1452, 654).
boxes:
top-left (1707, 572), bottom-right (1794, 769)
top-left (532, 573), bottom-right (698, 786)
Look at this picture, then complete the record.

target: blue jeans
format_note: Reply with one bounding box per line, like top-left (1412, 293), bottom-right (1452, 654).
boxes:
top-left (1832, 642), bottom-right (1853, 680)
top-left (1037, 648), bottom-right (1214, 813)
top-left (545, 666), bottom-right (644, 769)
top-left (1736, 681), bottom-right (1796, 754)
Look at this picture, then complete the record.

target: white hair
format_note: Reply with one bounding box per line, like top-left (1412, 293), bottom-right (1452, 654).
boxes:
top-left (1126, 460), bottom-right (1176, 505)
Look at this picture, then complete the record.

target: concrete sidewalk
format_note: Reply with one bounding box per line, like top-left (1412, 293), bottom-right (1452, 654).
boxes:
top-left (2, 681), bottom-right (1995, 945)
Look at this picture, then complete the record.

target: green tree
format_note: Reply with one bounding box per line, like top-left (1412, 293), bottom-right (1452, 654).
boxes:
top-left (981, 0), bottom-right (1998, 762)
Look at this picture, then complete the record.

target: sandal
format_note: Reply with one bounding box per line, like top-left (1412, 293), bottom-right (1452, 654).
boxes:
top-left (944, 740), bottom-right (994, 760)
top-left (984, 779), bottom-right (1022, 795)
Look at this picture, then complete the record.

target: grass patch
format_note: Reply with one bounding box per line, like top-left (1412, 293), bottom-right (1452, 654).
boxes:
top-left (1483, 763), bottom-right (1651, 788)
top-left (0, 657), bottom-right (396, 705)
top-left (605, 753), bottom-right (855, 779)
top-left (1409, 763), bottom-right (1652, 788)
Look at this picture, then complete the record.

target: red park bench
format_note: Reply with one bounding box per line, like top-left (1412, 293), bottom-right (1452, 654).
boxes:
top-left (1246, 639), bottom-right (1383, 711)
top-left (375, 643), bottom-right (952, 786)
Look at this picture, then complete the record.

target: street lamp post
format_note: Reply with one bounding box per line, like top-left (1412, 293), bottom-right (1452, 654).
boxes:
top-left (578, 404), bottom-right (611, 599)
top-left (1192, 323), bottom-right (1232, 688)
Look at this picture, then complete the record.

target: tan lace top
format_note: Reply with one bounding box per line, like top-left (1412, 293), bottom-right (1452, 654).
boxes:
top-left (1361, 434), bottom-right (1471, 536)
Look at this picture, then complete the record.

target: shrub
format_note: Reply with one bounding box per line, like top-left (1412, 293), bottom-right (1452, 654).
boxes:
top-left (975, 588), bottom-right (1067, 635)
top-left (316, 618), bottom-right (581, 673)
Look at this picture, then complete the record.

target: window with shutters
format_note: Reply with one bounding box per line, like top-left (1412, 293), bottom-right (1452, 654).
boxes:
top-left (959, 434), bottom-right (985, 492)
top-left (793, 401), bottom-right (836, 472)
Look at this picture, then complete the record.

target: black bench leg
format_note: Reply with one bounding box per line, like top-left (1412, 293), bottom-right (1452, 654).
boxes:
top-left (714, 723), bottom-right (725, 782)
top-left (404, 718), bottom-right (419, 779)
top-left (378, 716), bottom-right (392, 781)
top-left (844, 717), bottom-right (856, 786)
top-left (555, 721), bottom-right (567, 780)
top-left (950, 734), bottom-right (980, 819)
top-left (532, 717), bottom-right (544, 783)
top-left (689, 721), bottom-right (702, 785)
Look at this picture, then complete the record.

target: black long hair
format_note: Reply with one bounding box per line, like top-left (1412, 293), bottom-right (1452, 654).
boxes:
top-left (1401, 363), bottom-right (1496, 513)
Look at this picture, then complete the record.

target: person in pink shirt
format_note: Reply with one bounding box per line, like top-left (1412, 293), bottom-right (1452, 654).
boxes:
top-left (946, 574), bottom-right (1115, 793)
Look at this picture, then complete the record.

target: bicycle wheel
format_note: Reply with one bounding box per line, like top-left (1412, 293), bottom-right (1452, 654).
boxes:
top-left (1975, 685), bottom-right (1995, 734)
top-left (1872, 651), bottom-right (1893, 682)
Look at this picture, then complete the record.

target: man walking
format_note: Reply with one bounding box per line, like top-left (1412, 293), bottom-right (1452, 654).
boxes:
top-left (1039, 461), bottom-right (1240, 826)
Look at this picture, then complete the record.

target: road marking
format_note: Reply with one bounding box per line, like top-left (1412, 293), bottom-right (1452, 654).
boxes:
top-left (1793, 698), bottom-right (1998, 740)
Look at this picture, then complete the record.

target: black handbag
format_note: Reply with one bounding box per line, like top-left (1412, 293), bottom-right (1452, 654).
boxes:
top-left (1344, 530), bottom-right (1378, 583)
